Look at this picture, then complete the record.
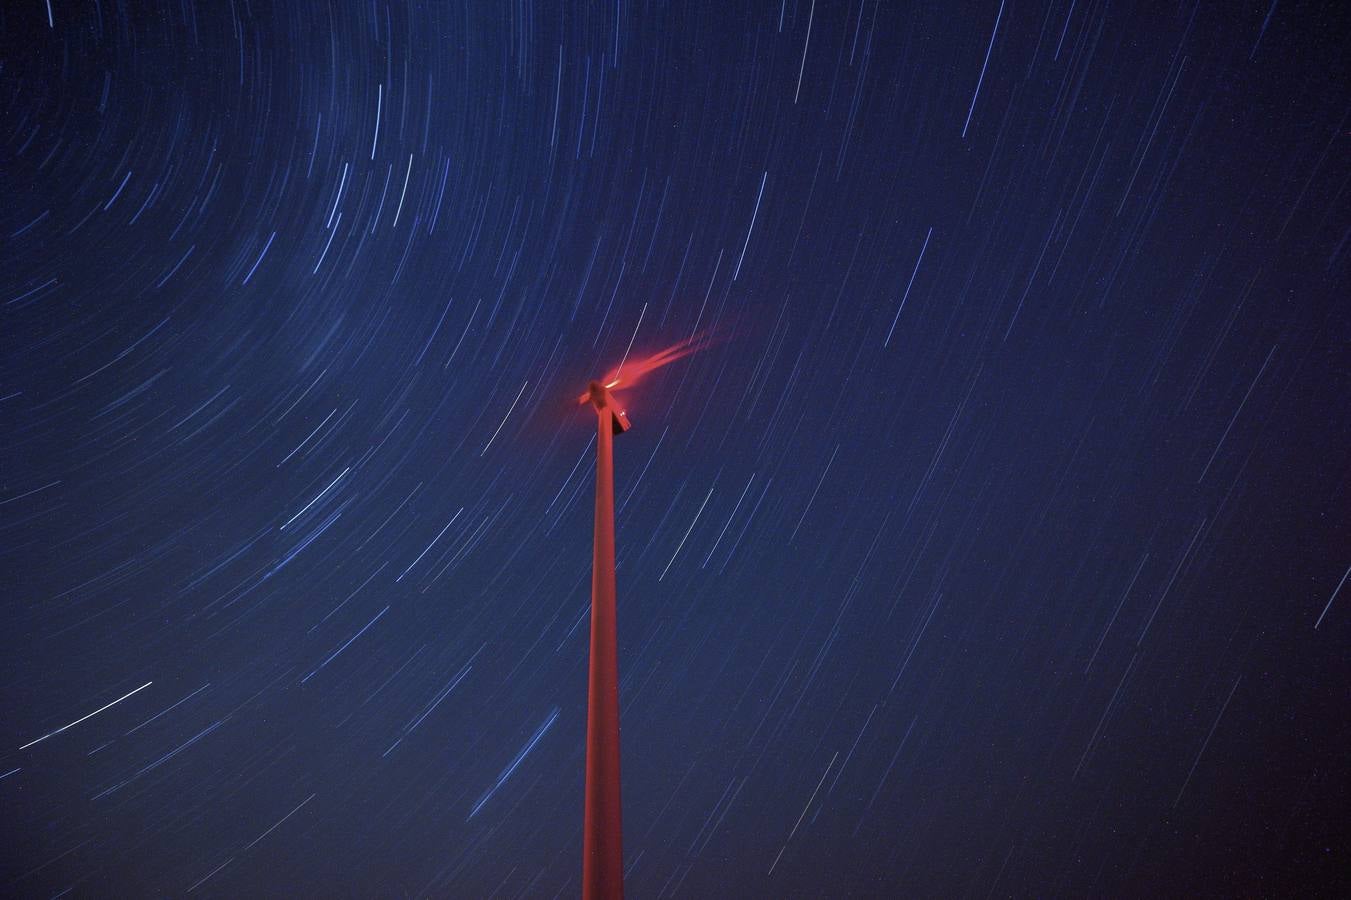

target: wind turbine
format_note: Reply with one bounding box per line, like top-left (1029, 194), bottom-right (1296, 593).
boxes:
top-left (579, 378), bottom-right (629, 900)
top-left (574, 337), bottom-right (704, 900)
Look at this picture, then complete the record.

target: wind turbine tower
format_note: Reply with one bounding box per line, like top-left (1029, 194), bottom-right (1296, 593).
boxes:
top-left (581, 379), bottom-right (630, 900)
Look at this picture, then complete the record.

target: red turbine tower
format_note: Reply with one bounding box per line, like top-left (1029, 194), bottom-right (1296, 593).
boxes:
top-left (575, 337), bottom-right (703, 900)
top-left (580, 379), bottom-right (630, 900)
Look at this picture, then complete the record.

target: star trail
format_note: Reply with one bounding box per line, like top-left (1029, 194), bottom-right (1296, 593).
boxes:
top-left (3, 1), bottom-right (1349, 896)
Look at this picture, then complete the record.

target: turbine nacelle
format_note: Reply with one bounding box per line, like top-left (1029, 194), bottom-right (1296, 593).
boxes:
top-left (582, 380), bottom-right (632, 435)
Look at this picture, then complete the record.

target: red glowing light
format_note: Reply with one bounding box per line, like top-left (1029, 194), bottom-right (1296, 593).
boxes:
top-left (577, 334), bottom-right (709, 405)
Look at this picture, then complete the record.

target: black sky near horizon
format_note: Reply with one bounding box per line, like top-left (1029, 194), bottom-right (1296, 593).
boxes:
top-left (3, 0), bottom-right (1349, 896)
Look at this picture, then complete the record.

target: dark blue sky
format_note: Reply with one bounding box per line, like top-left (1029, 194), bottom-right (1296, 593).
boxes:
top-left (3, 1), bottom-right (1348, 896)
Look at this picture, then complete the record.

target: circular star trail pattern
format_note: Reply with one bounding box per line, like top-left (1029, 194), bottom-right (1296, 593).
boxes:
top-left (3, 1), bottom-right (1349, 896)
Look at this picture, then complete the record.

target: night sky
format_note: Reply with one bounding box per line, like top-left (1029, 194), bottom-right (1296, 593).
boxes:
top-left (3, 1), bottom-right (1349, 896)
